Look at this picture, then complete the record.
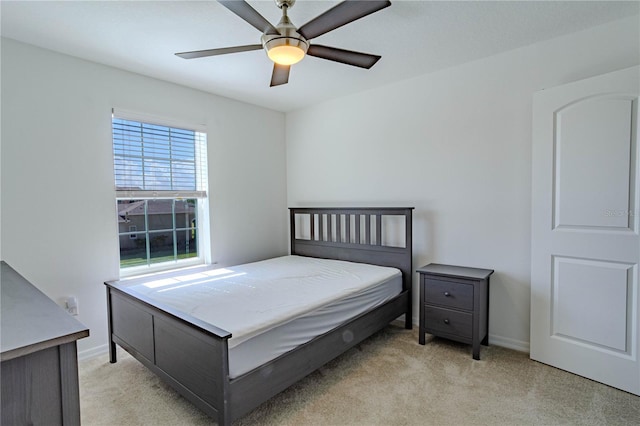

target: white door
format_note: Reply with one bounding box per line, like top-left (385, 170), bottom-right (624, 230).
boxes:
top-left (531, 66), bottom-right (640, 395)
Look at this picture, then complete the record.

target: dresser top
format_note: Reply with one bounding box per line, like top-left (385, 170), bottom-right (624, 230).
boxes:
top-left (417, 263), bottom-right (494, 280)
top-left (1, 261), bottom-right (89, 361)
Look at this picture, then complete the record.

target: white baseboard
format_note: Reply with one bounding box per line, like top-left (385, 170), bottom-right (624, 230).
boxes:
top-left (411, 315), bottom-right (530, 354)
top-left (489, 334), bottom-right (530, 353)
top-left (78, 344), bottom-right (109, 362)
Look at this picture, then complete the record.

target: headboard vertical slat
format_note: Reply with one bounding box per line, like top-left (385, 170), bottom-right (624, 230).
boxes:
top-left (345, 215), bottom-right (351, 244)
top-left (375, 214), bottom-right (382, 246)
top-left (365, 215), bottom-right (371, 245)
top-left (355, 215), bottom-right (361, 244)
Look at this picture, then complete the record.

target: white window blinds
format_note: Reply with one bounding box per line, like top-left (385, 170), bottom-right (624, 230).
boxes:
top-left (112, 112), bottom-right (207, 198)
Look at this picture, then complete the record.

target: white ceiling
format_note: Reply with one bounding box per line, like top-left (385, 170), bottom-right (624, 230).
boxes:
top-left (2, 1), bottom-right (638, 112)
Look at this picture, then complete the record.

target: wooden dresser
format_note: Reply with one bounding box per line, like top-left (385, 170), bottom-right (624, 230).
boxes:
top-left (1, 262), bottom-right (89, 425)
top-left (417, 263), bottom-right (493, 360)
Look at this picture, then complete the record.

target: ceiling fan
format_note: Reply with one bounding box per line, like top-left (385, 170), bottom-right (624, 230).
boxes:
top-left (175, 0), bottom-right (391, 87)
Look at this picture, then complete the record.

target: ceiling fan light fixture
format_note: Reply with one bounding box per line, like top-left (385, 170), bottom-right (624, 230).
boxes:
top-left (264, 37), bottom-right (308, 65)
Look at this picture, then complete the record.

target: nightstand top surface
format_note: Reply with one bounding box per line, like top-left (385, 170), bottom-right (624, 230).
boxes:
top-left (417, 263), bottom-right (494, 280)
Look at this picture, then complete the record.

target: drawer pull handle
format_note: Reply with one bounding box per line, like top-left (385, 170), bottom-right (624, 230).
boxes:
top-left (443, 319), bottom-right (450, 324)
top-left (444, 292), bottom-right (450, 297)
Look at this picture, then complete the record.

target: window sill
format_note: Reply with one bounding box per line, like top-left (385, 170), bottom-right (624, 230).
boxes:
top-left (119, 258), bottom-right (205, 280)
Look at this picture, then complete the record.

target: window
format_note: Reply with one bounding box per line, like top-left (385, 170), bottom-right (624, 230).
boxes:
top-left (112, 110), bottom-right (208, 274)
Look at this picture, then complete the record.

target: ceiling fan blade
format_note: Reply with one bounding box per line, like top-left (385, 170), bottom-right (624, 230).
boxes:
top-left (218, 0), bottom-right (279, 35)
top-left (270, 63), bottom-right (290, 87)
top-left (297, 0), bottom-right (391, 40)
top-left (176, 44), bottom-right (263, 59)
top-left (307, 45), bottom-right (381, 69)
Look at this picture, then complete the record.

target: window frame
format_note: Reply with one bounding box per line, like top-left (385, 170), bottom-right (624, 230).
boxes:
top-left (112, 109), bottom-right (210, 277)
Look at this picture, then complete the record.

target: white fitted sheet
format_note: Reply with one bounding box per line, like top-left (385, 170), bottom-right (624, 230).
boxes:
top-left (123, 255), bottom-right (402, 378)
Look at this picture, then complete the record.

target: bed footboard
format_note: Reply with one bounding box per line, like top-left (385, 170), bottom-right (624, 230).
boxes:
top-left (105, 285), bottom-right (233, 425)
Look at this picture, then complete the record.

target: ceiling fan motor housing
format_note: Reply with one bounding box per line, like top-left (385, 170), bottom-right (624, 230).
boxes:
top-left (274, 0), bottom-right (295, 9)
top-left (261, 2), bottom-right (308, 63)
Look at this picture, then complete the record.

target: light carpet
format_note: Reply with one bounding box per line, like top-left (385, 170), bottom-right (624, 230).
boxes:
top-left (79, 325), bottom-right (640, 425)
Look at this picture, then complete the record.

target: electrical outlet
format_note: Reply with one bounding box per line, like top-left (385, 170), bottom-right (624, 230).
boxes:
top-left (65, 296), bottom-right (78, 316)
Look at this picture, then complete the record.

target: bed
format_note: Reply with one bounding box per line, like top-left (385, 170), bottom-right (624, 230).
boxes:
top-left (105, 207), bottom-right (413, 425)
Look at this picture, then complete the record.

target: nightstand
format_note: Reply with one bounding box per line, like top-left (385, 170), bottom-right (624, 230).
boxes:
top-left (418, 263), bottom-right (494, 360)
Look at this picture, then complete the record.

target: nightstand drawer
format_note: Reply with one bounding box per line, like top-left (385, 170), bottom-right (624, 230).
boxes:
top-left (425, 306), bottom-right (472, 339)
top-left (424, 278), bottom-right (473, 310)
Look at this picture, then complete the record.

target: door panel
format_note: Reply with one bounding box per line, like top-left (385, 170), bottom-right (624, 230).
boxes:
top-left (554, 97), bottom-right (635, 230)
top-left (531, 66), bottom-right (640, 395)
top-left (552, 256), bottom-right (633, 353)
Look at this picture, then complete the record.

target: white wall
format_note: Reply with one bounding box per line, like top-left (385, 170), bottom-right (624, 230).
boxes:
top-left (2, 15), bottom-right (638, 357)
top-left (0, 39), bottom-right (288, 356)
top-left (286, 16), bottom-right (640, 351)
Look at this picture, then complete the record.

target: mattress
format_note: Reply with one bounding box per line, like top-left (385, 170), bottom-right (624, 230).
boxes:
top-left (122, 255), bottom-right (402, 378)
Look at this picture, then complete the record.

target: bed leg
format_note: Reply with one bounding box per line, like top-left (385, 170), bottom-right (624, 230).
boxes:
top-left (218, 409), bottom-right (231, 426)
top-left (109, 340), bottom-right (117, 363)
top-left (106, 286), bottom-right (117, 363)
top-left (405, 298), bottom-right (413, 329)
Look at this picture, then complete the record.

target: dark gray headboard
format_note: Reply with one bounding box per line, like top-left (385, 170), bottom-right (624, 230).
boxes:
top-left (289, 207), bottom-right (414, 292)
